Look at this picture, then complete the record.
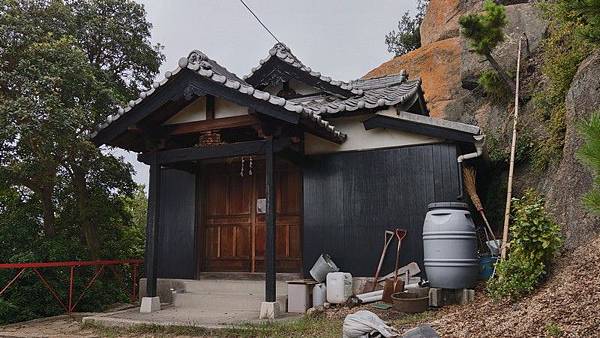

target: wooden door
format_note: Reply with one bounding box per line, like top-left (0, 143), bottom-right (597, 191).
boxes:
top-left (202, 159), bottom-right (302, 273)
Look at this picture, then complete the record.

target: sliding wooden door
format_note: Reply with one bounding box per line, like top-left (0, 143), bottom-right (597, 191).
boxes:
top-left (202, 159), bottom-right (302, 273)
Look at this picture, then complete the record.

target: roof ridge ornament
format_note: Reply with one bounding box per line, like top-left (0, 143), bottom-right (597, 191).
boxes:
top-left (273, 42), bottom-right (290, 52)
top-left (182, 50), bottom-right (212, 70)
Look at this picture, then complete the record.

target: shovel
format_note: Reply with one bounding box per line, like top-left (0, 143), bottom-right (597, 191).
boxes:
top-left (368, 230), bottom-right (395, 292)
top-left (383, 229), bottom-right (408, 302)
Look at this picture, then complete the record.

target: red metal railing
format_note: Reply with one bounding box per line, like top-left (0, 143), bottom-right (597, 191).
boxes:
top-left (0, 259), bottom-right (143, 314)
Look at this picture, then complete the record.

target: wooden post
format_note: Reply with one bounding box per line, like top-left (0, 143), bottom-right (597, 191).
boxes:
top-left (501, 38), bottom-right (523, 260)
top-left (265, 139), bottom-right (276, 302)
top-left (146, 153), bottom-right (161, 297)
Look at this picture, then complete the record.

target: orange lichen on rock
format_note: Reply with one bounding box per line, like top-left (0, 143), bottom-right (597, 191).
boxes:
top-left (364, 38), bottom-right (462, 118)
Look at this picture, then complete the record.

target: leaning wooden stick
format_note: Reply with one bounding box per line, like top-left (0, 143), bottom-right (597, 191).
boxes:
top-left (501, 37), bottom-right (523, 260)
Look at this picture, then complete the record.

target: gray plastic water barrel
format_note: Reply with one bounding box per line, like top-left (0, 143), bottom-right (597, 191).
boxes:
top-left (423, 202), bottom-right (478, 289)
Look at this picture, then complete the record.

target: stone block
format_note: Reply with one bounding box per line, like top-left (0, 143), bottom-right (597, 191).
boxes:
top-left (140, 296), bottom-right (161, 313)
top-left (458, 289), bottom-right (475, 305)
top-left (259, 301), bottom-right (280, 319)
top-left (428, 288), bottom-right (443, 307)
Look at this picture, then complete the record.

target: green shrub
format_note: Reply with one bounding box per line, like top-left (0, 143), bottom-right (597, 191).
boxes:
top-left (578, 112), bottom-right (600, 214)
top-left (485, 130), bottom-right (533, 166)
top-left (532, 2), bottom-right (594, 170)
top-left (546, 322), bottom-right (563, 338)
top-left (478, 69), bottom-right (512, 104)
top-left (487, 190), bottom-right (562, 300)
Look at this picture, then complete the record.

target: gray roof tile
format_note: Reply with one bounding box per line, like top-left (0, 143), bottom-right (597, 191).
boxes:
top-left (92, 49), bottom-right (347, 142)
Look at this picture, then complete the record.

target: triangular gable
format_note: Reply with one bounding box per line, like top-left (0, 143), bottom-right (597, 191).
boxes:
top-left (91, 50), bottom-right (347, 150)
top-left (244, 43), bottom-right (361, 98)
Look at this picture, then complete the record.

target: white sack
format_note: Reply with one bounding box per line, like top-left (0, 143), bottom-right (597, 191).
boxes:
top-left (342, 310), bottom-right (400, 338)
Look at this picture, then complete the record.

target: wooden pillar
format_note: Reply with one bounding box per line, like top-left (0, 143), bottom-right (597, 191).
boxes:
top-left (146, 153), bottom-right (161, 297)
top-left (265, 139), bottom-right (276, 302)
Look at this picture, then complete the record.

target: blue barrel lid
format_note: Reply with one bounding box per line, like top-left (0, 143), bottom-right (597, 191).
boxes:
top-left (428, 202), bottom-right (469, 210)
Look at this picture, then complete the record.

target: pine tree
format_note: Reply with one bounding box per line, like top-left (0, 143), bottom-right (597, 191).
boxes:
top-left (459, 0), bottom-right (516, 95)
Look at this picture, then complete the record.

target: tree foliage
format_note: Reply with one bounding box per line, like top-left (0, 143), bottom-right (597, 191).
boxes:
top-left (385, 0), bottom-right (428, 56)
top-left (459, 0), bottom-right (516, 96)
top-left (0, 0), bottom-right (162, 323)
top-left (459, 0), bottom-right (507, 55)
top-left (578, 112), bottom-right (600, 214)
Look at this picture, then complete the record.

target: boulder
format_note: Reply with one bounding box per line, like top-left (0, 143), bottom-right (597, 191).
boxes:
top-left (419, 0), bottom-right (467, 46)
top-left (545, 52), bottom-right (600, 249)
top-left (364, 38), bottom-right (463, 118)
top-left (460, 3), bottom-right (548, 88)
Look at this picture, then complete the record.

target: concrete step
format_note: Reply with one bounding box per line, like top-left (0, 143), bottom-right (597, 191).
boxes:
top-left (173, 292), bottom-right (287, 312)
top-left (180, 279), bottom-right (288, 296)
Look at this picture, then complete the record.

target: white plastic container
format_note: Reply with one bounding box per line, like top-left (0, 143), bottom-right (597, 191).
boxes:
top-left (312, 283), bottom-right (327, 307)
top-left (309, 254), bottom-right (339, 282)
top-left (326, 272), bottom-right (353, 304)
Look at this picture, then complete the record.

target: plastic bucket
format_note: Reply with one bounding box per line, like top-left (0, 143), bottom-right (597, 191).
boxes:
top-left (486, 240), bottom-right (502, 256)
top-left (309, 254), bottom-right (339, 282)
top-left (391, 292), bottom-right (429, 313)
top-left (479, 255), bottom-right (498, 280)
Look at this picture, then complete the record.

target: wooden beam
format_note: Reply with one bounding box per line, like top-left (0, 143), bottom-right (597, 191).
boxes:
top-left (163, 115), bottom-right (258, 136)
top-left (138, 138), bottom-right (293, 165)
top-left (93, 70), bottom-right (302, 146)
top-left (145, 154), bottom-right (161, 298)
top-left (265, 139), bottom-right (276, 302)
top-left (363, 115), bottom-right (478, 144)
top-left (206, 95), bottom-right (215, 120)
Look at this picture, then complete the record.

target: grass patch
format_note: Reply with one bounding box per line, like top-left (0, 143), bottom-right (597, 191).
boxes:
top-left (82, 310), bottom-right (437, 337)
top-left (83, 315), bottom-right (343, 338)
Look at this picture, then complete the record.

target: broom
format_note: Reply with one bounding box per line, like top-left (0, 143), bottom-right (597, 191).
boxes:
top-left (463, 166), bottom-right (496, 241)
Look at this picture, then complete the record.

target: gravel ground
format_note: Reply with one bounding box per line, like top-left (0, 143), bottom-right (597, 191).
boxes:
top-left (429, 235), bottom-right (600, 337)
top-left (319, 235), bottom-right (600, 337)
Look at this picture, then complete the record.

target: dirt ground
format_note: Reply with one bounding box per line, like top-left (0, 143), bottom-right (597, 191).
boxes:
top-left (2, 236), bottom-right (599, 337)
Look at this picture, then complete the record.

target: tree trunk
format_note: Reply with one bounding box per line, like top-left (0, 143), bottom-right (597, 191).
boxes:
top-left (39, 186), bottom-right (56, 237)
top-left (485, 52), bottom-right (517, 97)
top-left (72, 167), bottom-right (101, 260)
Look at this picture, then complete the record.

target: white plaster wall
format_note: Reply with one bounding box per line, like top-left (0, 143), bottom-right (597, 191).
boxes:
top-left (164, 97), bottom-right (206, 125)
top-left (304, 113), bottom-right (441, 155)
top-left (214, 97), bottom-right (248, 118)
top-left (163, 97), bottom-right (248, 125)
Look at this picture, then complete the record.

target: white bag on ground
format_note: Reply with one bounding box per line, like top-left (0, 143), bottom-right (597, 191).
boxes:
top-left (342, 310), bottom-right (400, 338)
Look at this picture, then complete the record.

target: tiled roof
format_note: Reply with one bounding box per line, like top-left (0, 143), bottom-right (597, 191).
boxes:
top-left (289, 71), bottom-right (423, 116)
top-left (92, 45), bottom-right (428, 146)
top-left (92, 50), bottom-right (347, 143)
top-left (243, 43), bottom-right (363, 96)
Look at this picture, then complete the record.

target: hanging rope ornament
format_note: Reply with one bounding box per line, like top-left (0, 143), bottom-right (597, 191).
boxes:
top-left (240, 157), bottom-right (245, 177)
top-left (249, 156), bottom-right (253, 176)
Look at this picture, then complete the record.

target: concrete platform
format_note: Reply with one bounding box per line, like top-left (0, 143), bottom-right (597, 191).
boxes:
top-left (83, 279), bottom-right (296, 328)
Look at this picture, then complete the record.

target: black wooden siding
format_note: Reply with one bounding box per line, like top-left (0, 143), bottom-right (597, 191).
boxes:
top-left (302, 143), bottom-right (461, 277)
top-left (145, 168), bottom-right (197, 279)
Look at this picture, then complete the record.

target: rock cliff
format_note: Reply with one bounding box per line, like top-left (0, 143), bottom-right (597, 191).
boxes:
top-left (365, 0), bottom-right (599, 248)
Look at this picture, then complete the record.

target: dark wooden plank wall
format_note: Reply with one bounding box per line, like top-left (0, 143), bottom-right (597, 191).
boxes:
top-left (146, 168), bottom-right (197, 279)
top-left (303, 143), bottom-right (461, 277)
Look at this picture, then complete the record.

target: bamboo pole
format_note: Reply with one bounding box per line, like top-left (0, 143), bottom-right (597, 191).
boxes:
top-left (501, 37), bottom-right (523, 260)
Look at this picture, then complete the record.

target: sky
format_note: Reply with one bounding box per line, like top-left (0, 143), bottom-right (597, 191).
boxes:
top-left (117, 0), bottom-right (417, 186)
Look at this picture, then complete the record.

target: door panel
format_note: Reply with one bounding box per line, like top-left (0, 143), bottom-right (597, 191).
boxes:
top-left (202, 159), bottom-right (302, 273)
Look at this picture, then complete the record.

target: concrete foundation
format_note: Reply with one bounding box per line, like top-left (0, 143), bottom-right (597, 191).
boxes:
top-left (140, 296), bottom-right (161, 313)
top-left (259, 301), bottom-right (280, 319)
top-left (138, 278), bottom-right (185, 304)
top-left (84, 279), bottom-right (294, 328)
top-left (428, 288), bottom-right (475, 307)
